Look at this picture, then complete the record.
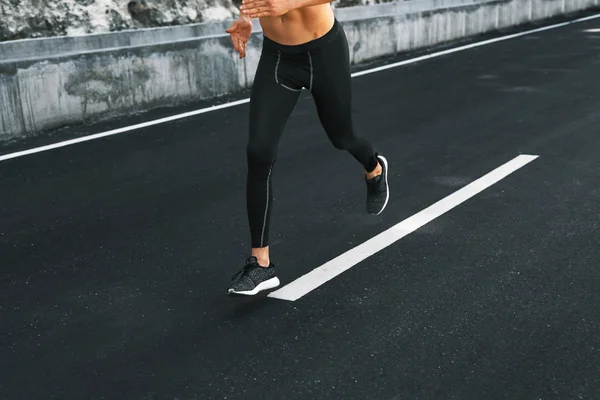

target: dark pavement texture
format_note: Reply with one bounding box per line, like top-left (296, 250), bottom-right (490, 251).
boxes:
top-left (2, 14), bottom-right (600, 400)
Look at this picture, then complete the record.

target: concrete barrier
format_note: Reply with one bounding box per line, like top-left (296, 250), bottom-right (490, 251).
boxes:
top-left (0, 19), bottom-right (262, 62)
top-left (0, 0), bottom-right (482, 61)
top-left (1, 0), bottom-right (598, 140)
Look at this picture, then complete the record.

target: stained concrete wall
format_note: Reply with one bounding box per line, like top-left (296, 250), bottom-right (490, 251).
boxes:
top-left (0, 35), bottom-right (250, 136)
top-left (1, 0), bottom-right (599, 140)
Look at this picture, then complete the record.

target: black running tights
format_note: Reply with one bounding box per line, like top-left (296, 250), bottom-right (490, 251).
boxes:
top-left (246, 19), bottom-right (378, 248)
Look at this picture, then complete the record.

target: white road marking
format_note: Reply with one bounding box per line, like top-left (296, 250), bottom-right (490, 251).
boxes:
top-left (268, 154), bottom-right (539, 301)
top-left (1, 12), bottom-right (599, 162)
top-left (351, 13), bottom-right (600, 77)
top-left (0, 99), bottom-right (251, 163)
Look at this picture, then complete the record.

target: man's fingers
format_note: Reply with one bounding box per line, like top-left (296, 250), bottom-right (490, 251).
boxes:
top-left (231, 35), bottom-right (239, 52)
top-left (226, 21), bottom-right (239, 33)
top-left (239, 39), bottom-right (243, 52)
top-left (247, 10), bottom-right (274, 17)
top-left (242, 1), bottom-right (268, 12)
top-left (228, 31), bottom-right (249, 58)
top-left (249, 11), bottom-right (274, 17)
top-left (242, 1), bottom-right (267, 9)
top-left (241, 0), bottom-right (261, 8)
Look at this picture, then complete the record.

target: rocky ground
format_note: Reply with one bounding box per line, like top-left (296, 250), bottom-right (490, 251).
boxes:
top-left (0, 0), bottom-right (387, 42)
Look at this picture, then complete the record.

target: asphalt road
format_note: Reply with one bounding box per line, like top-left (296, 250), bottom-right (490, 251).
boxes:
top-left (2, 12), bottom-right (600, 400)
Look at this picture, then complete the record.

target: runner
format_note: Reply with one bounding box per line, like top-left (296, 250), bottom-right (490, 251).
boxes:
top-left (225, 0), bottom-right (390, 295)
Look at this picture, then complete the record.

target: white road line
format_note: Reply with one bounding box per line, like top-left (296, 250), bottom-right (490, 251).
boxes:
top-left (0, 99), bottom-right (251, 163)
top-left (352, 13), bottom-right (600, 77)
top-left (2, 12), bottom-right (600, 163)
top-left (268, 154), bottom-right (539, 302)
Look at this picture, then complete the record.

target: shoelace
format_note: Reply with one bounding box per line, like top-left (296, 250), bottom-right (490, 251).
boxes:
top-left (367, 176), bottom-right (381, 192)
top-left (230, 259), bottom-right (257, 281)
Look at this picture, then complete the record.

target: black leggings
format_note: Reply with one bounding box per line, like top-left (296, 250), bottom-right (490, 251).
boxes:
top-left (246, 19), bottom-right (378, 248)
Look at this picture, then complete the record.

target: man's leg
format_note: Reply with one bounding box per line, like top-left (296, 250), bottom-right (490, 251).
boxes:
top-left (309, 22), bottom-right (390, 215)
top-left (228, 49), bottom-right (302, 295)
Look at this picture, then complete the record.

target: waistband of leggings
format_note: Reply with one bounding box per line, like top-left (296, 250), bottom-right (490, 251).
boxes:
top-left (261, 18), bottom-right (341, 54)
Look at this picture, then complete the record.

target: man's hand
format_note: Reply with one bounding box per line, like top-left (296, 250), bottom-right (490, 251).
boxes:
top-left (226, 16), bottom-right (253, 59)
top-left (240, 0), bottom-right (295, 18)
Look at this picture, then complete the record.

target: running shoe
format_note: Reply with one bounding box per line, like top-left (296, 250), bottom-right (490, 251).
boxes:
top-left (227, 256), bottom-right (280, 296)
top-left (366, 154), bottom-right (390, 215)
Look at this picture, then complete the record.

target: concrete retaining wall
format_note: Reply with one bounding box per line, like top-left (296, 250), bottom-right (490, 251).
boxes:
top-left (1, 0), bottom-right (598, 140)
top-left (0, 35), bottom-right (248, 136)
top-left (0, 0), bottom-right (483, 61)
top-left (0, 20), bottom-right (261, 62)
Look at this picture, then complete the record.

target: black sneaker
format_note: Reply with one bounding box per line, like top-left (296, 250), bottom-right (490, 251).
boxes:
top-left (227, 256), bottom-right (280, 296)
top-left (366, 154), bottom-right (390, 215)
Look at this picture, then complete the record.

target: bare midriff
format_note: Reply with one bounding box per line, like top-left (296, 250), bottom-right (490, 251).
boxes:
top-left (258, 4), bottom-right (335, 45)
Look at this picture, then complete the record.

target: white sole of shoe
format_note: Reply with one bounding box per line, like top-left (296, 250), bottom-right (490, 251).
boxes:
top-left (227, 277), bottom-right (281, 296)
top-left (375, 155), bottom-right (390, 216)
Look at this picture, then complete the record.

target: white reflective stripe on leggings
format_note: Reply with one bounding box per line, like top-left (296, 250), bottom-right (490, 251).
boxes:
top-left (307, 51), bottom-right (314, 92)
top-left (260, 162), bottom-right (274, 247)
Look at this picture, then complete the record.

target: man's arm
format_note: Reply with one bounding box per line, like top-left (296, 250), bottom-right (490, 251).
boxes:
top-left (240, 0), bottom-right (333, 18)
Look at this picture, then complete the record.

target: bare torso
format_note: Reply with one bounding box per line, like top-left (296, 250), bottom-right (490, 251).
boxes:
top-left (258, 4), bottom-right (335, 45)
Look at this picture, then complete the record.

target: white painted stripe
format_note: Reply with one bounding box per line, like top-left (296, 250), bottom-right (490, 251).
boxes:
top-left (268, 154), bottom-right (539, 301)
top-left (2, 12), bottom-right (600, 163)
top-left (351, 13), bottom-right (600, 77)
top-left (0, 99), bottom-right (250, 162)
